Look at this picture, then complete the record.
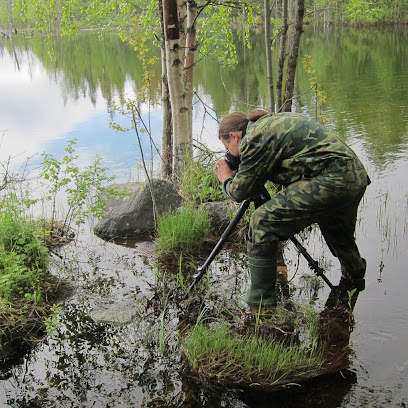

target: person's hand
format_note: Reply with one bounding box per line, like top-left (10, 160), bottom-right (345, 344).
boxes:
top-left (214, 158), bottom-right (236, 182)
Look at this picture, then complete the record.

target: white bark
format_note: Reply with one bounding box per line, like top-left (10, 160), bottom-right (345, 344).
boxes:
top-left (159, 0), bottom-right (173, 178)
top-left (184, 0), bottom-right (197, 139)
top-left (161, 46), bottom-right (172, 178)
top-left (162, 0), bottom-right (192, 179)
top-left (264, 0), bottom-right (275, 111)
top-left (166, 38), bottom-right (190, 178)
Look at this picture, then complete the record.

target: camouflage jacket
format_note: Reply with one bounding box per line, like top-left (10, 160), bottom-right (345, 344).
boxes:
top-left (223, 112), bottom-right (367, 202)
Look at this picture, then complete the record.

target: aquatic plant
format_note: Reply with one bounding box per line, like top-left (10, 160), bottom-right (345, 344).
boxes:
top-left (0, 206), bottom-right (65, 359)
top-left (0, 140), bottom-right (121, 360)
top-left (176, 253), bottom-right (186, 292)
top-left (0, 211), bottom-right (48, 301)
top-left (159, 290), bottom-right (170, 355)
top-left (299, 273), bottom-right (324, 301)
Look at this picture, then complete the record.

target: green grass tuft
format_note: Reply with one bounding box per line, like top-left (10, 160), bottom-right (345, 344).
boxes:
top-left (182, 321), bottom-right (324, 385)
top-left (156, 205), bottom-right (211, 257)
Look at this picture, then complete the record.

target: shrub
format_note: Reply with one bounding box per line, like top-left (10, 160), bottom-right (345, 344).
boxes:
top-left (179, 155), bottom-right (224, 204)
top-left (0, 211), bottom-right (49, 301)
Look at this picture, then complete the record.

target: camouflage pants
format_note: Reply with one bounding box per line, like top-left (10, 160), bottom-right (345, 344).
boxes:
top-left (248, 161), bottom-right (369, 271)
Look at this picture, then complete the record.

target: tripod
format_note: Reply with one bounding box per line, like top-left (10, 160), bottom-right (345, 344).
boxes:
top-left (184, 193), bottom-right (349, 309)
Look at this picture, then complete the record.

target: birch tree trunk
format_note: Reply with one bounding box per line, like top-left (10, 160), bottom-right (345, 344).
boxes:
top-left (287, 0), bottom-right (293, 23)
top-left (264, 0), bottom-right (275, 112)
top-left (162, 0), bottom-right (192, 179)
top-left (276, 0), bottom-right (288, 112)
top-left (178, 0), bottom-right (187, 50)
top-left (282, 0), bottom-right (305, 112)
top-left (161, 47), bottom-right (173, 178)
top-left (159, 0), bottom-right (173, 178)
top-left (184, 0), bottom-right (197, 140)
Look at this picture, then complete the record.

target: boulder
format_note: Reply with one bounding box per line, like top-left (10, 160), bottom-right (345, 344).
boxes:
top-left (201, 200), bottom-right (240, 233)
top-left (94, 179), bottom-right (182, 240)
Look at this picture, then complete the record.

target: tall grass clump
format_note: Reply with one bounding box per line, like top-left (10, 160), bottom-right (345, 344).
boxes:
top-left (182, 321), bottom-right (324, 386)
top-left (156, 205), bottom-right (211, 257)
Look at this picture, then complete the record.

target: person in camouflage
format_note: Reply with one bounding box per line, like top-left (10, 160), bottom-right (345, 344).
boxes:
top-left (214, 109), bottom-right (370, 307)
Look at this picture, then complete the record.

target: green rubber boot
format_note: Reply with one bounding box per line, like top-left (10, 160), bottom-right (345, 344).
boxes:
top-left (242, 254), bottom-right (277, 307)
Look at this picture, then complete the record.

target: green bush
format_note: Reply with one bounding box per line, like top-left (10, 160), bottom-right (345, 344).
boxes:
top-left (179, 156), bottom-right (224, 204)
top-left (0, 140), bottom-right (122, 357)
top-left (0, 211), bottom-right (49, 301)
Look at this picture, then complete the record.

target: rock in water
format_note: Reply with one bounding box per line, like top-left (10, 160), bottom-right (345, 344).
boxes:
top-left (94, 179), bottom-right (182, 240)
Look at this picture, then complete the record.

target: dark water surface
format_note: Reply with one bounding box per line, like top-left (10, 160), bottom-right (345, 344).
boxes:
top-left (1, 25), bottom-right (408, 407)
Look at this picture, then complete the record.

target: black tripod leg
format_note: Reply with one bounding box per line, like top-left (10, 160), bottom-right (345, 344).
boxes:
top-left (290, 236), bottom-right (350, 309)
top-left (184, 199), bottom-right (251, 299)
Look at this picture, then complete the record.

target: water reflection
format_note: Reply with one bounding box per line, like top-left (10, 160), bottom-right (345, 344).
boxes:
top-left (0, 240), bottom-right (363, 408)
top-left (2, 26), bottom-right (408, 172)
top-left (298, 26), bottom-right (408, 172)
top-left (0, 35), bottom-right (162, 180)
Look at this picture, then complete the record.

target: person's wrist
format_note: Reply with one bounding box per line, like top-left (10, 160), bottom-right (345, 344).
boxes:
top-left (222, 177), bottom-right (233, 194)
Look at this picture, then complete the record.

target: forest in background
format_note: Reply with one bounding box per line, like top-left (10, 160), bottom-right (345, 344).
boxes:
top-left (1, 0), bottom-right (407, 32)
top-left (1, 0), bottom-right (407, 179)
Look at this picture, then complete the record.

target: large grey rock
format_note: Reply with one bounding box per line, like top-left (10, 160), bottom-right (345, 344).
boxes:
top-left (94, 179), bottom-right (182, 240)
top-left (201, 200), bottom-right (240, 233)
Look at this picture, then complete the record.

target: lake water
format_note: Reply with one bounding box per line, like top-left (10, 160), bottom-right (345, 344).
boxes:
top-left (1, 25), bottom-right (408, 407)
